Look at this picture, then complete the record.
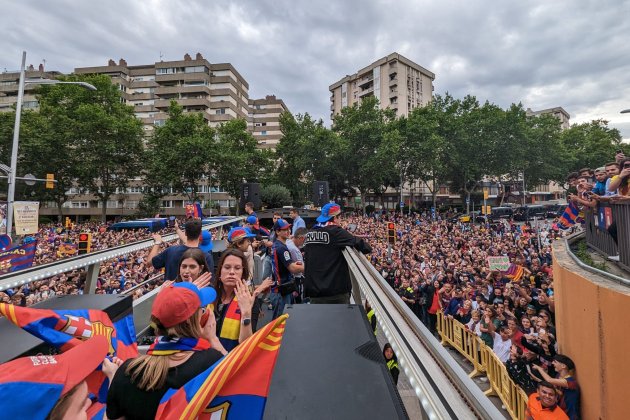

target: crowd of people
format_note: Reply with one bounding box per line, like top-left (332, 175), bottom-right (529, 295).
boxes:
top-left (0, 188), bottom-right (599, 418)
top-left (343, 210), bottom-right (579, 420)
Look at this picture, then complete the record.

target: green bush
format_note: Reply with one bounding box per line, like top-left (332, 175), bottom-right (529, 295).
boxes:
top-left (261, 184), bottom-right (292, 208)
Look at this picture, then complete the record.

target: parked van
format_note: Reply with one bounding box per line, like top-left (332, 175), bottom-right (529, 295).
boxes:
top-left (489, 207), bottom-right (513, 221)
top-left (513, 205), bottom-right (546, 221)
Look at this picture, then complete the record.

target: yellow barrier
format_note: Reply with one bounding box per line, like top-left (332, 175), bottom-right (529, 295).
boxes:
top-left (437, 312), bottom-right (528, 420)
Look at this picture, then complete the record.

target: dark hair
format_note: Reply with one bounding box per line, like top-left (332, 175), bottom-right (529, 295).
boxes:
top-left (538, 380), bottom-right (557, 391)
top-left (214, 248), bottom-right (250, 304)
top-left (383, 343), bottom-right (397, 361)
top-left (605, 161), bottom-right (620, 168)
top-left (499, 326), bottom-right (511, 334)
top-left (245, 201), bottom-right (254, 209)
top-left (176, 248), bottom-right (209, 281)
top-left (578, 167), bottom-right (591, 174)
top-left (566, 172), bottom-right (579, 181)
top-left (294, 227), bottom-right (308, 238)
top-left (184, 218), bottom-right (202, 240)
top-left (553, 354), bottom-right (575, 371)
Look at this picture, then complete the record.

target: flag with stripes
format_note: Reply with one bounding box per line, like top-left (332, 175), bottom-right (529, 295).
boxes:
top-left (0, 304), bottom-right (138, 406)
top-left (156, 314), bottom-right (289, 420)
top-left (0, 241), bottom-right (37, 274)
top-left (556, 202), bottom-right (580, 230)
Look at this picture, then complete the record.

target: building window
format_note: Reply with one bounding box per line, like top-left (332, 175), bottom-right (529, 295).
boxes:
top-left (23, 101), bottom-right (38, 109)
top-left (156, 68), bottom-right (176, 74)
top-left (184, 66), bottom-right (206, 73)
top-left (154, 119), bottom-right (165, 127)
top-left (161, 200), bottom-right (173, 208)
top-left (216, 108), bottom-right (226, 115)
top-left (261, 131), bottom-right (267, 135)
top-left (70, 201), bottom-right (89, 208)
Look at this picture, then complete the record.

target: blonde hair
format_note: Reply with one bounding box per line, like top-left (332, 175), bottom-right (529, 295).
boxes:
top-left (125, 311), bottom-right (202, 391)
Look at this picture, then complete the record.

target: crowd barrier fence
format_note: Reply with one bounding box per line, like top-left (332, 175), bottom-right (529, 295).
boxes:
top-left (436, 311), bottom-right (528, 420)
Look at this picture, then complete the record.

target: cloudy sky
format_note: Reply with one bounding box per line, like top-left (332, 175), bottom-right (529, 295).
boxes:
top-left (2, 0), bottom-right (630, 138)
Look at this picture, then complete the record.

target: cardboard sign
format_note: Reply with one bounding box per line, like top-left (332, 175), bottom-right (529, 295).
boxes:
top-left (13, 201), bottom-right (39, 235)
top-left (487, 256), bottom-right (510, 271)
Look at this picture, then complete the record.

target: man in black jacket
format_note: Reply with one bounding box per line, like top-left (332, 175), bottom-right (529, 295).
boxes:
top-left (304, 203), bottom-right (372, 304)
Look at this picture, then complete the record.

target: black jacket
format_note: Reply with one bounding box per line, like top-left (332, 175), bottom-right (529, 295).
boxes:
top-left (304, 225), bottom-right (372, 298)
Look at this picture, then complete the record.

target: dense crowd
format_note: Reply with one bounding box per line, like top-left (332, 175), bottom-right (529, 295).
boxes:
top-left (344, 212), bottom-right (579, 420)
top-left (0, 221), bottom-right (224, 306)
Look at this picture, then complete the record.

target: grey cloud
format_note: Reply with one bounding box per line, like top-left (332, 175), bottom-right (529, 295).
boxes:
top-left (1, 0), bottom-right (630, 138)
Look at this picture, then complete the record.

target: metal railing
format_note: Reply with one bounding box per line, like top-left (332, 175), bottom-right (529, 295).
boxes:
top-left (584, 202), bottom-right (630, 271)
top-left (0, 216), bottom-right (244, 293)
top-left (344, 247), bottom-right (504, 420)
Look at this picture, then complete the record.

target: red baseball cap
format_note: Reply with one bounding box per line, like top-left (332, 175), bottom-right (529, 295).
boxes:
top-left (0, 335), bottom-right (109, 418)
top-left (152, 283), bottom-right (217, 328)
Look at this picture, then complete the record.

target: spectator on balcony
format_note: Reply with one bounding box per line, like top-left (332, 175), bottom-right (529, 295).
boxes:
top-left (608, 158), bottom-right (630, 198)
top-left (568, 176), bottom-right (597, 209)
top-left (603, 162), bottom-right (621, 196)
top-left (592, 167), bottom-right (608, 196)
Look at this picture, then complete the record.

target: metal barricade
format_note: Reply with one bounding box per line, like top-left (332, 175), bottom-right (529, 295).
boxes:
top-left (611, 202), bottom-right (630, 270)
top-left (436, 311), bottom-right (528, 420)
top-left (584, 204), bottom-right (618, 257)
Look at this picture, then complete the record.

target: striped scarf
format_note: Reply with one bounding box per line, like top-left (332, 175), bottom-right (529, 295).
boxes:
top-left (147, 336), bottom-right (211, 356)
top-left (218, 297), bottom-right (241, 352)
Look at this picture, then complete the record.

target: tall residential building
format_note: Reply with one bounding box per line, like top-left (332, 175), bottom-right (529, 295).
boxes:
top-left (526, 106), bottom-right (571, 130)
top-left (75, 53), bottom-right (251, 132)
top-left (0, 53), bottom-right (290, 218)
top-left (329, 52), bottom-right (435, 120)
top-left (248, 95), bottom-right (289, 149)
top-left (0, 64), bottom-right (63, 112)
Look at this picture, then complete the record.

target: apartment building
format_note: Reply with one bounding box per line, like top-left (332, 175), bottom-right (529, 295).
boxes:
top-left (74, 53), bottom-right (251, 132)
top-left (526, 106), bottom-right (570, 130)
top-left (1, 53), bottom-right (290, 219)
top-left (248, 95), bottom-right (289, 149)
top-left (329, 52), bottom-right (435, 120)
top-left (0, 63), bottom-right (63, 112)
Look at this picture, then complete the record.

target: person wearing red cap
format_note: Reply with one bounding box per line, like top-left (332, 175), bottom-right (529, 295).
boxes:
top-left (0, 335), bottom-right (112, 419)
top-left (106, 282), bottom-right (225, 420)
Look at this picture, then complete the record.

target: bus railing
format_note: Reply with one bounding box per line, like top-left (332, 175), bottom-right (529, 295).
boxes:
top-left (584, 202), bottom-right (630, 271)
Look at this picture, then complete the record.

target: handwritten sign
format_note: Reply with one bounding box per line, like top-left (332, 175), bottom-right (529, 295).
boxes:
top-left (487, 256), bottom-right (510, 271)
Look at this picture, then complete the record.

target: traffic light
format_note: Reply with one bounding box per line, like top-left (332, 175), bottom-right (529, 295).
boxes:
top-left (387, 222), bottom-right (396, 245)
top-left (46, 173), bottom-right (55, 189)
top-left (78, 233), bottom-right (92, 255)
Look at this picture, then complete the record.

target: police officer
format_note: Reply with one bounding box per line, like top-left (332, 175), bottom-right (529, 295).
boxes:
top-left (304, 203), bottom-right (372, 304)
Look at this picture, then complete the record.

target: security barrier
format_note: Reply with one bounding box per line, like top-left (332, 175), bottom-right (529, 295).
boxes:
top-left (437, 312), bottom-right (528, 420)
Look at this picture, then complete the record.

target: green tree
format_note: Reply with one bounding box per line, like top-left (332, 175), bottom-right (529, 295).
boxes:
top-left (332, 96), bottom-right (395, 209)
top-left (261, 184), bottom-right (292, 208)
top-left (214, 118), bottom-right (269, 208)
top-left (560, 120), bottom-right (623, 172)
top-left (275, 112), bottom-right (345, 203)
top-left (42, 74), bottom-right (145, 221)
top-left (145, 101), bottom-right (216, 202)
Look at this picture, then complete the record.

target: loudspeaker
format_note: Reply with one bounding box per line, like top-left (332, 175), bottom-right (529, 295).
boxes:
top-left (240, 183), bottom-right (261, 212)
top-left (312, 181), bottom-right (329, 207)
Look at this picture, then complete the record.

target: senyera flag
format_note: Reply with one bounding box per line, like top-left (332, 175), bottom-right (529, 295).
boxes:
top-left (0, 303), bottom-right (138, 415)
top-left (156, 314), bottom-right (289, 420)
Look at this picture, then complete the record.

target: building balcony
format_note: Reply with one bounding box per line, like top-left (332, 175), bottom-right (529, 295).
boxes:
top-left (154, 97), bottom-right (211, 109)
top-left (357, 76), bottom-right (374, 88)
top-left (358, 86), bottom-right (374, 97)
top-left (155, 85), bottom-right (211, 96)
top-left (155, 72), bottom-right (211, 84)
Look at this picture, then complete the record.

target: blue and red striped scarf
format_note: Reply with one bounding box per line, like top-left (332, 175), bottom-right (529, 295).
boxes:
top-left (147, 336), bottom-right (211, 356)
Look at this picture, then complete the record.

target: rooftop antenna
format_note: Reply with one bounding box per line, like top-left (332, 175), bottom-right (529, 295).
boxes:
top-left (42, 58), bottom-right (46, 71)
top-left (159, 51), bottom-right (164, 62)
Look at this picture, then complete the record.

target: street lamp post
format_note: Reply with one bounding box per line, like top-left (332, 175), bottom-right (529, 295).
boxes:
top-left (5, 51), bottom-right (96, 237)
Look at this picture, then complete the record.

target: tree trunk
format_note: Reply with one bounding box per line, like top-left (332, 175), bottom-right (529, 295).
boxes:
top-left (101, 197), bottom-right (107, 222)
top-left (56, 200), bottom-right (64, 223)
